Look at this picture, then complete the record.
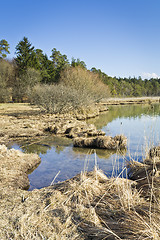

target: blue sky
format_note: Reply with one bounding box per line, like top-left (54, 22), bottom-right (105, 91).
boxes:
top-left (1, 0), bottom-right (160, 78)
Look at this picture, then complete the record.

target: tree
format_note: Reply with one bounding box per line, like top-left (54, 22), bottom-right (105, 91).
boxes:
top-left (34, 49), bottom-right (45, 70)
top-left (0, 39), bottom-right (10, 59)
top-left (33, 50), bottom-right (55, 83)
top-left (15, 37), bottom-right (35, 72)
top-left (12, 67), bottom-right (41, 102)
top-left (50, 48), bottom-right (69, 82)
top-left (71, 58), bottom-right (86, 69)
top-left (0, 59), bottom-right (14, 102)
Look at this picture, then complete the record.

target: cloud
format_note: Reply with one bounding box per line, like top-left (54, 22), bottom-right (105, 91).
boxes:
top-left (141, 72), bottom-right (160, 79)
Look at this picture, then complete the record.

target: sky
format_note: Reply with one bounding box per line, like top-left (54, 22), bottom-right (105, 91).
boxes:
top-left (1, 0), bottom-right (160, 79)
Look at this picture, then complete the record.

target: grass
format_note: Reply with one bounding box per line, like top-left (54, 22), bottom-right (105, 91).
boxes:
top-left (1, 145), bottom-right (160, 239)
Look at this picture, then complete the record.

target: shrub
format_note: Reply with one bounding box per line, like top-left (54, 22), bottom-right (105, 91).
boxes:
top-left (29, 84), bottom-right (92, 113)
top-left (29, 67), bottom-right (110, 113)
top-left (60, 66), bottom-right (110, 102)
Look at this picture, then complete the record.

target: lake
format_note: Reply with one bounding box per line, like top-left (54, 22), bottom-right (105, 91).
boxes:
top-left (10, 103), bottom-right (160, 190)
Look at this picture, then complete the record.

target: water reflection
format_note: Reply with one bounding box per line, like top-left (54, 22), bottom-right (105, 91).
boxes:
top-left (10, 103), bottom-right (160, 190)
top-left (11, 136), bottom-right (72, 155)
top-left (87, 104), bottom-right (160, 129)
top-left (87, 104), bottom-right (160, 155)
top-left (73, 146), bottom-right (126, 159)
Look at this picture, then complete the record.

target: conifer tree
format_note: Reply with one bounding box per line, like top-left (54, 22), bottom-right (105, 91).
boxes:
top-left (15, 37), bottom-right (34, 72)
top-left (0, 39), bottom-right (10, 59)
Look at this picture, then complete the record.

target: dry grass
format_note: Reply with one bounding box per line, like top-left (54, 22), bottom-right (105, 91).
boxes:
top-left (1, 146), bottom-right (160, 239)
top-left (101, 97), bottom-right (160, 105)
top-left (74, 135), bottom-right (127, 150)
top-left (0, 103), bottom-right (110, 148)
top-left (0, 144), bottom-right (41, 189)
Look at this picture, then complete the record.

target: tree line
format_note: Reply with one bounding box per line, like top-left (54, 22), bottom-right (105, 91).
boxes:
top-left (0, 37), bottom-right (160, 105)
top-left (91, 68), bottom-right (160, 97)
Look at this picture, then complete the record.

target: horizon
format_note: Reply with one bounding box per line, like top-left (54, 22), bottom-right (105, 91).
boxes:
top-left (1, 0), bottom-right (160, 79)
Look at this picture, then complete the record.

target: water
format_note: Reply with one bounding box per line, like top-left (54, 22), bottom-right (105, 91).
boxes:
top-left (87, 104), bottom-right (160, 156)
top-left (9, 104), bottom-right (160, 190)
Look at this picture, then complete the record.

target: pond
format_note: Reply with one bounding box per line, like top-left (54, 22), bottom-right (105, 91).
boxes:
top-left (9, 103), bottom-right (160, 190)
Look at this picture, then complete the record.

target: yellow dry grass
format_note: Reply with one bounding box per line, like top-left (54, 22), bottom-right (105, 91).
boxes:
top-left (1, 158), bottom-right (160, 239)
top-left (0, 103), bottom-right (107, 145)
top-left (0, 144), bottom-right (41, 189)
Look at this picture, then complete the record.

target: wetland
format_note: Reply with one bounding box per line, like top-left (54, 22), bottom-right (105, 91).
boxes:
top-left (8, 103), bottom-right (160, 190)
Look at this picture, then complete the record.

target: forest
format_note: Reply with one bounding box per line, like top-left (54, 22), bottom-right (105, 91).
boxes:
top-left (0, 37), bottom-right (160, 107)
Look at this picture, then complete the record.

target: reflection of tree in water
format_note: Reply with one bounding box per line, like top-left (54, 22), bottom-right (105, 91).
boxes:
top-left (55, 145), bottom-right (65, 154)
top-left (73, 146), bottom-right (126, 159)
top-left (87, 104), bottom-right (160, 129)
top-left (21, 143), bottom-right (51, 155)
top-left (20, 136), bottom-right (72, 155)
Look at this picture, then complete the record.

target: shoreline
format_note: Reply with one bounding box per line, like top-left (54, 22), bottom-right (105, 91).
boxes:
top-left (99, 96), bottom-right (160, 105)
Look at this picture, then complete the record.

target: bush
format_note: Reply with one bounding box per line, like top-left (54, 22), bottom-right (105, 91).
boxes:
top-left (29, 84), bottom-right (92, 113)
top-left (60, 66), bottom-right (110, 102)
top-left (29, 67), bottom-right (110, 113)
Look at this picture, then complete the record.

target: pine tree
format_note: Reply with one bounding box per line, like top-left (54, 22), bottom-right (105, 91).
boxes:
top-left (15, 37), bottom-right (34, 72)
top-left (0, 39), bottom-right (10, 59)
